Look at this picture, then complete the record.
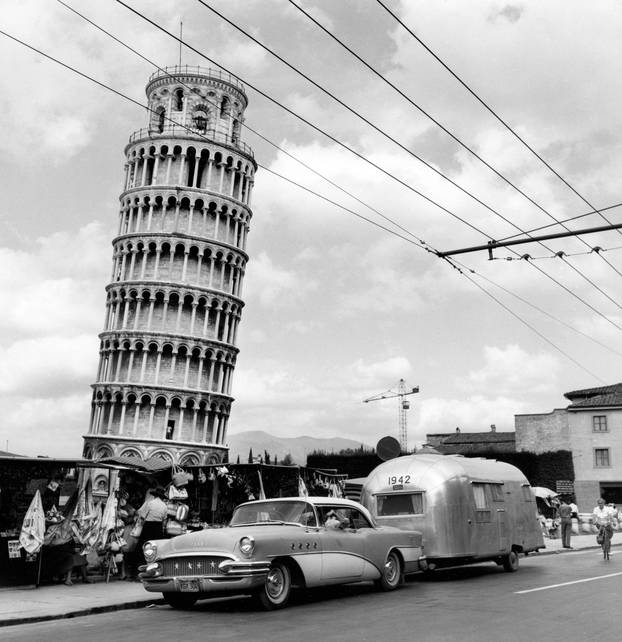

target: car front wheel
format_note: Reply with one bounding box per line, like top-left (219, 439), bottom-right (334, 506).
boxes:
top-left (375, 550), bottom-right (403, 591)
top-left (162, 592), bottom-right (198, 609)
top-left (257, 561), bottom-right (292, 610)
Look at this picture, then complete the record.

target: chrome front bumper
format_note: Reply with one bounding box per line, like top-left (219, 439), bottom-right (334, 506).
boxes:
top-left (140, 556), bottom-right (272, 594)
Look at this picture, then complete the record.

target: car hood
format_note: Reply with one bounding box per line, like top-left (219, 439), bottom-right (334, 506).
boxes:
top-left (153, 524), bottom-right (308, 557)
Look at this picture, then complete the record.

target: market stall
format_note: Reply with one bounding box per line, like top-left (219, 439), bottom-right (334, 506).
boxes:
top-left (0, 455), bottom-right (347, 588)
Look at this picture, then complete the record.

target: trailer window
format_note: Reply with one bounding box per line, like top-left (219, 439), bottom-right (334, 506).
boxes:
top-left (376, 493), bottom-right (424, 516)
top-left (472, 483), bottom-right (491, 522)
top-left (490, 483), bottom-right (504, 502)
top-left (521, 485), bottom-right (534, 501)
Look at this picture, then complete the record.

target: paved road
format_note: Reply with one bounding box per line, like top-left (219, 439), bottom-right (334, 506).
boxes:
top-left (4, 550), bottom-right (621, 641)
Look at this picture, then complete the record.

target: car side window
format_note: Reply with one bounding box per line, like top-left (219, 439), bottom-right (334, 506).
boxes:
top-left (299, 502), bottom-right (318, 527)
top-left (349, 508), bottom-right (372, 529)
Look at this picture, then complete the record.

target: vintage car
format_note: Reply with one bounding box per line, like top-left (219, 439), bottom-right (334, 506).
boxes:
top-left (139, 496), bottom-right (423, 610)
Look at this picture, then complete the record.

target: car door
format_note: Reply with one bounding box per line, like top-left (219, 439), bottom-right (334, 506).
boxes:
top-left (319, 506), bottom-right (367, 581)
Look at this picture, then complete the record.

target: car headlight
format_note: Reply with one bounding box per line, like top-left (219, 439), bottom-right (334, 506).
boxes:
top-left (239, 536), bottom-right (255, 557)
top-left (143, 541), bottom-right (158, 563)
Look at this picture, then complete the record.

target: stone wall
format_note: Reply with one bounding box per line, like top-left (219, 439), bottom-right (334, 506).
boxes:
top-left (515, 408), bottom-right (570, 453)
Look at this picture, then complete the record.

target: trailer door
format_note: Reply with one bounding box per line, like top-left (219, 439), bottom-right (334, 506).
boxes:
top-left (491, 483), bottom-right (508, 551)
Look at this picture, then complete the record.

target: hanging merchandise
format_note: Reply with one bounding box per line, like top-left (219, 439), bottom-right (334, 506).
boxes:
top-left (168, 484), bottom-right (189, 501)
top-left (257, 470), bottom-right (266, 500)
top-left (298, 476), bottom-right (309, 498)
top-left (98, 491), bottom-right (118, 549)
top-left (171, 464), bottom-right (193, 488)
top-left (130, 516), bottom-right (144, 538)
top-left (329, 483), bottom-right (342, 498)
top-left (19, 490), bottom-right (45, 555)
top-left (165, 519), bottom-right (187, 537)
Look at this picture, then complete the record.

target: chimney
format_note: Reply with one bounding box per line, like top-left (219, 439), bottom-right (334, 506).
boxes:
top-left (490, 424), bottom-right (496, 433)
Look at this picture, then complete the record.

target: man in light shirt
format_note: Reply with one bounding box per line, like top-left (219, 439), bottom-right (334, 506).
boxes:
top-left (593, 497), bottom-right (616, 543)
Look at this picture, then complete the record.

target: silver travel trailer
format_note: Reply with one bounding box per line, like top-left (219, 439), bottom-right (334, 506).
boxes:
top-left (359, 454), bottom-right (544, 572)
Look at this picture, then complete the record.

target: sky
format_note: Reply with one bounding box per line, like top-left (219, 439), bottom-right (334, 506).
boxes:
top-left (1, 0), bottom-right (622, 458)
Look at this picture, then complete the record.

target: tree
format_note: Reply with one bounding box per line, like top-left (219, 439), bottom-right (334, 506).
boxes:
top-left (236, 455), bottom-right (240, 464)
top-left (248, 448), bottom-right (254, 464)
top-left (264, 450), bottom-right (271, 465)
top-left (281, 453), bottom-right (295, 466)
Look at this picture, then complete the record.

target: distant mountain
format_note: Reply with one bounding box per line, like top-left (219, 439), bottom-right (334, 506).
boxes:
top-left (226, 430), bottom-right (370, 466)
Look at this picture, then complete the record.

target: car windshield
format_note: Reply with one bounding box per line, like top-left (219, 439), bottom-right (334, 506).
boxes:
top-left (230, 500), bottom-right (317, 527)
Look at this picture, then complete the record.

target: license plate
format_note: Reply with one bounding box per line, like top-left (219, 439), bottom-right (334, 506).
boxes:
top-left (179, 580), bottom-right (199, 592)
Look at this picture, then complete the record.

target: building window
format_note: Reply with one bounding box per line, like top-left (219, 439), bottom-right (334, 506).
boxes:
top-left (595, 448), bottom-right (611, 468)
top-left (166, 420), bottom-right (175, 440)
top-left (174, 89), bottom-right (184, 111)
top-left (593, 416), bottom-right (608, 432)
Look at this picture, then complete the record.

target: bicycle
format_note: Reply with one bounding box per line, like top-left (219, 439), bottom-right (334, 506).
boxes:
top-left (597, 524), bottom-right (613, 560)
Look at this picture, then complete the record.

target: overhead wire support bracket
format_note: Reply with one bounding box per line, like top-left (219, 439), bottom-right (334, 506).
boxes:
top-left (437, 222), bottom-right (622, 258)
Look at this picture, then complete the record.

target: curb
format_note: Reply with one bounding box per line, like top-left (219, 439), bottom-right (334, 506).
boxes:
top-left (0, 598), bottom-right (165, 629)
top-left (531, 542), bottom-right (621, 556)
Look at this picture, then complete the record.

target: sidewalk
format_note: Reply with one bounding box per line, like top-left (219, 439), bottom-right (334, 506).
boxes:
top-left (0, 578), bottom-right (162, 628)
top-left (0, 533), bottom-right (615, 628)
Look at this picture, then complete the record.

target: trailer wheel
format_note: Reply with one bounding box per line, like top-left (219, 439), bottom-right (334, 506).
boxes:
top-left (502, 550), bottom-right (519, 572)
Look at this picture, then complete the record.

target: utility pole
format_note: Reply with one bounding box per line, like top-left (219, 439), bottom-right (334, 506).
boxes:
top-left (363, 379), bottom-right (419, 452)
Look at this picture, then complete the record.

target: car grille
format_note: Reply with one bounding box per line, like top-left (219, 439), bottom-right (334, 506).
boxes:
top-left (160, 556), bottom-right (230, 577)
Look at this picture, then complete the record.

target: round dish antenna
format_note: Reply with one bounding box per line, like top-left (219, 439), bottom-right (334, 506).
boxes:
top-left (376, 436), bottom-right (401, 461)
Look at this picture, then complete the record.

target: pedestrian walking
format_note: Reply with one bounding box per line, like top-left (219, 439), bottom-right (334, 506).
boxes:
top-left (558, 498), bottom-right (573, 548)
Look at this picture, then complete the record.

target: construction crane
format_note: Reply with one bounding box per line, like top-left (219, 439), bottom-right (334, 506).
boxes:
top-left (363, 379), bottom-right (419, 453)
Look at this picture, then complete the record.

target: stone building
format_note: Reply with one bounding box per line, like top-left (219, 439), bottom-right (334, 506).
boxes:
top-left (515, 383), bottom-right (622, 510)
top-left (83, 66), bottom-right (256, 466)
top-left (425, 426), bottom-right (516, 455)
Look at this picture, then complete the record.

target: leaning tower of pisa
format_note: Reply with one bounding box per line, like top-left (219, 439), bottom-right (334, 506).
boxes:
top-left (83, 66), bottom-right (256, 467)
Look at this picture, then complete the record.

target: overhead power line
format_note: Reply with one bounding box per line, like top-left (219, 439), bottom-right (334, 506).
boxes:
top-left (456, 264), bottom-right (622, 360)
top-left (112, 2), bottom-right (491, 239)
top-left (374, 0), bottom-right (622, 243)
top-left (191, 0), bottom-right (622, 309)
top-left (56, 0), bottom-right (430, 250)
top-left (0, 26), bottom-right (424, 254)
top-left (1, 22), bottom-right (618, 379)
top-left (119, 0), bottom-right (622, 312)
top-left (56, 0), bottom-right (622, 347)
top-left (447, 262), bottom-right (607, 383)
top-left (497, 201), bottom-right (622, 242)
top-left (287, 0), bottom-right (622, 280)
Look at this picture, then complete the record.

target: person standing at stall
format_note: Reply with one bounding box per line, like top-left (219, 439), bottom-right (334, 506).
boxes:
top-left (134, 487), bottom-right (168, 568)
top-left (558, 498), bottom-right (573, 548)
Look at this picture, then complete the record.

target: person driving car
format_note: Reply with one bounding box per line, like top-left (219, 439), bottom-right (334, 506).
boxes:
top-left (325, 509), bottom-right (349, 529)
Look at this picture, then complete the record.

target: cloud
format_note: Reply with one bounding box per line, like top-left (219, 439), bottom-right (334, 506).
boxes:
top-left (351, 356), bottom-right (414, 390)
top-left (0, 334), bottom-right (98, 396)
top-left (464, 344), bottom-right (560, 396)
top-left (0, 223), bottom-right (109, 340)
top-left (489, 5), bottom-right (524, 24)
top-left (418, 395), bottom-right (527, 437)
top-left (0, 394), bottom-right (90, 458)
top-left (244, 251), bottom-right (318, 306)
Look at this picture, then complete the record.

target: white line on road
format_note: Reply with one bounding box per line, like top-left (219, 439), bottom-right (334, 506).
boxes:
top-left (516, 571), bottom-right (622, 594)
